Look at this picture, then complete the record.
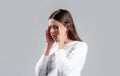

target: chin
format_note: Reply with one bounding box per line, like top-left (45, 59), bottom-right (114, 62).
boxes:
top-left (52, 37), bottom-right (59, 42)
top-left (52, 39), bottom-right (57, 42)
top-left (54, 39), bottom-right (58, 42)
top-left (54, 39), bottom-right (59, 42)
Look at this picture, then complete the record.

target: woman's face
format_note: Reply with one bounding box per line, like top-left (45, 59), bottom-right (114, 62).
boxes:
top-left (48, 19), bottom-right (63, 42)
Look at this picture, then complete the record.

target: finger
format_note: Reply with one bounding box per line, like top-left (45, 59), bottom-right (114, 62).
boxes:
top-left (47, 26), bottom-right (51, 31)
top-left (60, 24), bottom-right (67, 32)
top-left (58, 24), bottom-right (63, 30)
top-left (58, 23), bottom-right (62, 28)
top-left (46, 26), bottom-right (51, 35)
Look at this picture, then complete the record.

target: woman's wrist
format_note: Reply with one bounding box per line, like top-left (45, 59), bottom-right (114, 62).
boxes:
top-left (58, 41), bottom-right (64, 49)
top-left (44, 43), bottom-right (53, 56)
top-left (44, 47), bottom-right (51, 56)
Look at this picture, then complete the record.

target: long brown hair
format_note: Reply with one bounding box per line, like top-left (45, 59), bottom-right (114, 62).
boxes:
top-left (48, 9), bottom-right (83, 41)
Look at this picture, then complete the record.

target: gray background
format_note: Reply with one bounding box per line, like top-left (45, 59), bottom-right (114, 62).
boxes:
top-left (0, 0), bottom-right (119, 76)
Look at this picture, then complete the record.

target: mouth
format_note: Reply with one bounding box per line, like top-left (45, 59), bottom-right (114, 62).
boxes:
top-left (51, 35), bottom-right (59, 41)
top-left (51, 35), bottom-right (57, 38)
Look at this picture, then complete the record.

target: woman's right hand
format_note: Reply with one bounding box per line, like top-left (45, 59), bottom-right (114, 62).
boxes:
top-left (44, 26), bottom-right (54, 56)
top-left (45, 26), bottom-right (54, 45)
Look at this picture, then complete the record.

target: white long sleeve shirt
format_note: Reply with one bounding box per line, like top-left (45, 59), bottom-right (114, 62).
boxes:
top-left (35, 41), bottom-right (88, 76)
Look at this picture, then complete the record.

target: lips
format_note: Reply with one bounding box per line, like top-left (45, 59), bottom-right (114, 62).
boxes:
top-left (51, 35), bottom-right (56, 37)
top-left (51, 35), bottom-right (56, 38)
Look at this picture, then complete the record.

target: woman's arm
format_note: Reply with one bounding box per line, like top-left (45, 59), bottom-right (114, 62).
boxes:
top-left (35, 54), bottom-right (49, 76)
top-left (35, 25), bottom-right (55, 76)
top-left (35, 42), bottom-right (54, 76)
top-left (55, 42), bottom-right (88, 75)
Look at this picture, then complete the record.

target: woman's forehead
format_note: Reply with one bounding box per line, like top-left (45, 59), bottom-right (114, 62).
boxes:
top-left (48, 19), bottom-right (61, 26)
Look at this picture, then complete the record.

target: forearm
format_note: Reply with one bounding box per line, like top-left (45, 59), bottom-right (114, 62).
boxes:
top-left (35, 54), bottom-right (49, 76)
top-left (44, 43), bottom-right (53, 56)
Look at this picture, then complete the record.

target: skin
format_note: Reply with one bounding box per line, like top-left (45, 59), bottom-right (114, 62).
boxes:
top-left (44, 19), bottom-right (73, 56)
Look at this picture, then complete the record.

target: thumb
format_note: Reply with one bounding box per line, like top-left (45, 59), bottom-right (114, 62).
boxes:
top-left (65, 33), bottom-right (67, 40)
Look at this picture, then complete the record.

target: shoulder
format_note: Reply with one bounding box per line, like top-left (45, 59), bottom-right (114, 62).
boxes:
top-left (73, 41), bottom-right (88, 51)
top-left (74, 41), bottom-right (88, 47)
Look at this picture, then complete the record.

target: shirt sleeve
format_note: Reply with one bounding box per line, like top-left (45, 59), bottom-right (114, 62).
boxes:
top-left (35, 42), bottom-right (57, 76)
top-left (54, 42), bottom-right (88, 75)
top-left (35, 54), bottom-right (49, 76)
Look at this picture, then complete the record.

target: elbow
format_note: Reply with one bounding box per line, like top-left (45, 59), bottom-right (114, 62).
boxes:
top-left (35, 63), bottom-right (41, 76)
top-left (35, 65), bottom-right (38, 76)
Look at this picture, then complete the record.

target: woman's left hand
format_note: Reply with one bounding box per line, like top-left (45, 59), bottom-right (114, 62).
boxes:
top-left (58, 23), bottom-right (67, 49)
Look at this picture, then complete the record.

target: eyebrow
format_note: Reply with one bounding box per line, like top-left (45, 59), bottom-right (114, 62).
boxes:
top-left (49, 25), bottom-right (58, 27)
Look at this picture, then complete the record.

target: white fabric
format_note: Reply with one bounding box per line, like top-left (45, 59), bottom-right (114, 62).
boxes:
top-left (35, 41), bottom-right (88, 76)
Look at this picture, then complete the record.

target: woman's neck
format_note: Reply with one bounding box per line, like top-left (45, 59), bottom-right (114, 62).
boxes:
top-left (64, 39), bottom-right (73, 44)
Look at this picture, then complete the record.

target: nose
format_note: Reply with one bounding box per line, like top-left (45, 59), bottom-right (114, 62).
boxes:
top-left (50, 27), bottom-right (55, 34)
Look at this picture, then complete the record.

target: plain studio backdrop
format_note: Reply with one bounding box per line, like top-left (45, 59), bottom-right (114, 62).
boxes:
top-left (0, 0), bottom-right (119, 76)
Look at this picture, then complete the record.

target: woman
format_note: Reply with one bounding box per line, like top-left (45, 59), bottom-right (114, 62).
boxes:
top-left (35, 9), bottom-right (88, 76)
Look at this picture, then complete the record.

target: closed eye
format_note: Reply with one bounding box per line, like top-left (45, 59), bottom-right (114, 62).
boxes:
top-left (52, 25), bottom-right (58, 29)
